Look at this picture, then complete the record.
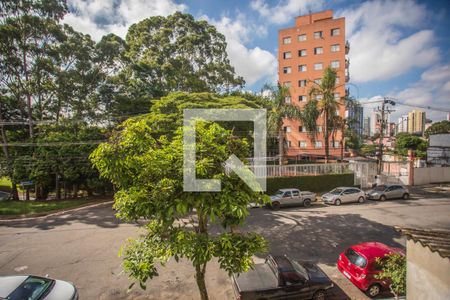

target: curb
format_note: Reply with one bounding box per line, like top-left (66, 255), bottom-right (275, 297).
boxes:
top-left (0, 200), bottom-right (114, 223)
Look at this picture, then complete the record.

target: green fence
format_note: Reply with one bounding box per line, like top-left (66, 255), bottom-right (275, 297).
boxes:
top-left (266, 173), bottom-right (356, 194)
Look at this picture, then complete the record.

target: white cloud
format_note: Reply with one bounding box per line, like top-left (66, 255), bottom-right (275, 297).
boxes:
top-left (338, 0), bottom-right (440, 82)
top-left (389, 64), bottom-right (450, 121)
top-left (204, 15), bottom-right (277, 86)
top-left (250, 0), bottom-right (324, 24)
top-left (64, 0), bottom-right (187, 40)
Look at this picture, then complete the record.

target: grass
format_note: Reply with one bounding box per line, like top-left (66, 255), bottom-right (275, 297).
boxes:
top-left (0, 198), bottom-right (97, 216)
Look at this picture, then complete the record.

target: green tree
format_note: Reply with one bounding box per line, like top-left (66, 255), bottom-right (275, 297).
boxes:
top-left (307, 67), bottom-right (342, 163)
top-left (424, 120), bottom-right (450, 138)
top-left (90, 112), bottom-right (267, 300)
top-left (395, 132), bottom-right (427, 158)
top-left (375, 253), bottom-right (406, 299)
top-left (264, 84), bottom-right (302, 165)
top-left (124, 12), bottom-right (244, 100)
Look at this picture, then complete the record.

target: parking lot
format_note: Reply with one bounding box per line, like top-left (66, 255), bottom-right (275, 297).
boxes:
top-left (1, 194), bottom-right (450, 299)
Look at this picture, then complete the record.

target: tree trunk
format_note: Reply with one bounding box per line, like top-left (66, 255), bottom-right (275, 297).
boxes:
top-left (195, 263), bottom-right (208, 300)
top-left (55, 173), bottom-right (61, 200)
top-left (324, 112), bottom-right (329, 163)
top-left (278, 129), bottom-right (284, 165)
top-left (72, 184), bottom-right (78, 198)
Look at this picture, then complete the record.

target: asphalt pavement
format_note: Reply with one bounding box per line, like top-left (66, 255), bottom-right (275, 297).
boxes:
top-left (1, 194), bottom-right (449, 299)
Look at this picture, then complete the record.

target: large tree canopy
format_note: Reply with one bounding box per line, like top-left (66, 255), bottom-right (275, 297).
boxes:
top-left (90, 93), bottom-right (267, 299)
top-left (124, 12), bottom-right (244, 99)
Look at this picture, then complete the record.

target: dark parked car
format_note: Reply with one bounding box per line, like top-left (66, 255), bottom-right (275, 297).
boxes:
top-left (366, 184), bottom-right (409, 201)
top-left (232, 255), bottom-right (333, 300)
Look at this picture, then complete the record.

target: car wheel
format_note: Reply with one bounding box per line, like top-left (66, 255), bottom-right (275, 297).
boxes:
top-left (312, 290), bottom-right (326, 300)
top-left (358, 196), bottom-right (365, 203)
top-left (335, 199), bottom-right (341, 206)
top-left (379, 195), bottom-right (386, 201)
top-left (366, 284), bottom-right (381, 297)
top-left (271, 201), bottom-right (281, 210)
top-left (303, 199), bottom-right (311, 207)
top-left (402, 193), bottom-right (409, 200)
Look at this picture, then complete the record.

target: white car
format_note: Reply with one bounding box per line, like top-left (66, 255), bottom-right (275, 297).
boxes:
top-left (322, 187), bottom-right (366, 206)
top-left (0, 275), bottom-right (78, 300)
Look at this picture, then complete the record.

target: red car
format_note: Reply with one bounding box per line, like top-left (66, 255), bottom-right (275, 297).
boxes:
top-left (337, 242), bottom-right (404, 297)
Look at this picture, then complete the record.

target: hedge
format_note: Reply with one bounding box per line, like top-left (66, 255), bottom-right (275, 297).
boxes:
top-left (266, 173), bottom-right (356, 194)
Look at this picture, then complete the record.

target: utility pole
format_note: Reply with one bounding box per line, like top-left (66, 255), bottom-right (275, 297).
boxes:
top-left (376, 98), bottom-right (395, 175)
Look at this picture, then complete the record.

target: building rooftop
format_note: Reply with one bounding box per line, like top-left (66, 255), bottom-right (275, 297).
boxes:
top-left (396, 227), bottom-right (450, 259)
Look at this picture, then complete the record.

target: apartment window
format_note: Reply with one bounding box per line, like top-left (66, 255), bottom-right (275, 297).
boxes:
top-left (314, 78), bottom-right (321, 85)
top-left (314, 63), bottom-right (323, 70)
top-left (315, 94), bottom-right (323, 100)
top-left (314, 31), bottom-right (323, 39)
top-left (298, 95), bottom-right (306, 102)
top-left (283, 37), bottom-right (292, 44)
top-left (331, 60), bottom-right (340, 68)
top-left (287, 140), bottom-right (292, 147)
top-left (298, 64), bottom-right (307, 72)
top-left (283, 51), bottom-right (292, 59)
top-left (298, 34), bottom-right (307, 41)
top-left (331, 44), bottom-right (340, 52)
top-left (284, 81), bottom-right (291, 88)
top-left (332, 141), bottom-right (340, 148)
top-left (334, 93), bottom-right (340, 100)
top-left (331, 28), bottom-right (340, 36)
top-left (283, 66), bottom-right (292, 74)
top-left (315, 141), bottom-right (323, 148)
top-left (284, 126), bottom-right (291, 133)
top-left (284, 96), bottom-right (291, 104)
top-left (298, 49), bottom-right (307, 57)
top-left (299, 126), bottom-right (306, 132)
top-left (335, 77), bottom-right (340, 84)
top-left (299, 141), bottom-right (307, 148)
top-left (314, 47), bottom-right (323, 55)
top-left (298, 80), bottom-right (307, 87)
top-left (317, 126), bottom-right (323, 132)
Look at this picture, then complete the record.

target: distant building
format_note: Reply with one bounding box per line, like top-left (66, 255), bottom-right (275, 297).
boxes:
top-left (397, 115), bottom-right (409, 133)
top-left (388, 122), bottom-right (396, 136)
top-left (427, 133), bottom-right (450, 166)
top-left (363, 117), bottom-right (370, 137)
top-left (408, 109), bottom-right (426, 135)
top-left (369, 111), bottom-right (389, 136)
top-left (424, 119), bottom-right (433, 131)
top-left (346, 104), bottom-right (363, 137)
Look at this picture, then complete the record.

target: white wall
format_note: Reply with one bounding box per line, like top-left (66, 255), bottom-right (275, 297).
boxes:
top-left (407, 239), bottom-right (450, 300)
top-left (414, 166), bottom-right (450, 185)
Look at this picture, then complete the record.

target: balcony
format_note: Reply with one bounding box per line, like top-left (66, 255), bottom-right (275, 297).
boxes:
top-left (345, 41), bottom-right (350, 54)
top-left (345, 58), bottom-right (350, 69)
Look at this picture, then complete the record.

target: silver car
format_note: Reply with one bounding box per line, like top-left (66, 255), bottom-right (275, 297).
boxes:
top-left (0, 275), bottom-right (78, 300)
top-left (366, 184), bottom-right (410, 201)
top-left (322, 187), bottom-right (366, 206)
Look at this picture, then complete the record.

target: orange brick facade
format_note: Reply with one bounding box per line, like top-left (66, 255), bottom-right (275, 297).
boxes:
top-left (278, 10), bottom-right (347, 159)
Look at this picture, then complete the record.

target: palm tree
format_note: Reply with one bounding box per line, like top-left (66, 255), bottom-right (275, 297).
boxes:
top-left (307, 67), bottom-right (341, 163)
top-left (265, 84), bottom-right (302, 165)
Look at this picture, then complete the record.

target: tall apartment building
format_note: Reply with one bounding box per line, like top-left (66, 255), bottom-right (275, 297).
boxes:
top-left (363, 117), bottom-right (370, 137)
top-left (408, 109), bottom-right (426, 135)
top-left (397, 115), bottom-right (409, 133)
top-left (278, 10), bottom-right (348, 158)
top-left (346, 104), bottom-right (364, 137)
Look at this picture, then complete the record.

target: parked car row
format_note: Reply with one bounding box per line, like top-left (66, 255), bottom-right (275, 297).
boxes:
top-left (232, 242), bottom-right (405, 299)
top-left (267, 184), bottom-right (410, 209)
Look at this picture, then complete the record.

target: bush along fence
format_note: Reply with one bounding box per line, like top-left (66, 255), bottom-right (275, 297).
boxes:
top-left (266, 173), bottom-right (356, 194)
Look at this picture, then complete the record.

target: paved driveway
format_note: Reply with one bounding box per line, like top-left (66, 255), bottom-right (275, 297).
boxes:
top-left (1, 197), bottom-right (449, 299)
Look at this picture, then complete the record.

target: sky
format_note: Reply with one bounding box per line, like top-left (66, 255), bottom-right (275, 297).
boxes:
top-left (63, 0), bottom-right (450, 122)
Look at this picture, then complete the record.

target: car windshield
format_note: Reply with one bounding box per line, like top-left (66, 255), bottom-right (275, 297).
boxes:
top-left (274, 190), bottom-right (284, 197)
top-left (373, 185), bottom-right (386, 191)
top-left (345, 248), bottom-right (367, 268)
top-left (329, 188), bottom-right (343, 195)
top-left (7, 276), bottom-right (54, 300)
top-left (290, 260), bottom-right (309, 280)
